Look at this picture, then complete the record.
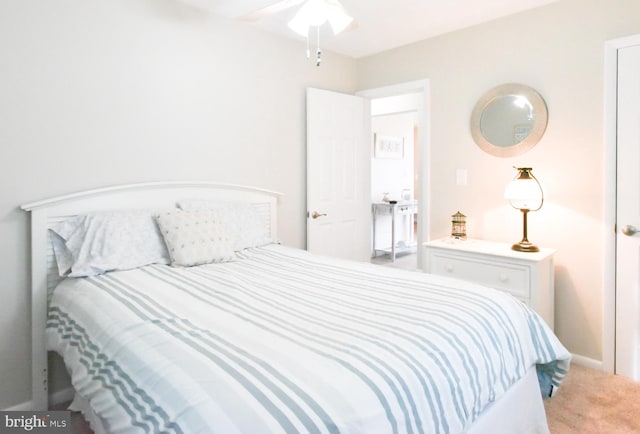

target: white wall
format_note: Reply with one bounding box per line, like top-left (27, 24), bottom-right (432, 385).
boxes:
top-left (0, 0), bottom-right (356, 408)
top-left (357, 0), bottom-right (640, 363)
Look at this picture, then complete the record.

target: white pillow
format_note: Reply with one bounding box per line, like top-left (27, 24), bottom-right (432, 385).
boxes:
top-left (177, 200), bottom-right (272, 251)
top-left (48, 230), bottom-right (75, 277)
top-left (49, 210), bottom-right (171, 277)
top-left (155, 210), bottom-right (235, 267)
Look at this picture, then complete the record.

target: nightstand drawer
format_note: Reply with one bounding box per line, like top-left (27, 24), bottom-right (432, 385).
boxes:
top-left (429, 254), bottom-right (531, 299)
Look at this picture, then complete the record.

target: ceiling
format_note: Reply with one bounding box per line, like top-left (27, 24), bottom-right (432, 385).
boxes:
top-left (187, 0), bottom-right (559, 58)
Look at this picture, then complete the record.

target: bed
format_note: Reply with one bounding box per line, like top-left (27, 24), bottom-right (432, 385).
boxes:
top-left (21, 182), bottom-right (570, 434)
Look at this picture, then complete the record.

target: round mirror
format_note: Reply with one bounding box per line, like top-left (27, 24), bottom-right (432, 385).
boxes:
top-left (470, 83), bottom-right (548, 158)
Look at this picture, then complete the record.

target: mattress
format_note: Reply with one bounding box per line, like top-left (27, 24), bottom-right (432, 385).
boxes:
top-left (47, 244), bottom-right (570, 434)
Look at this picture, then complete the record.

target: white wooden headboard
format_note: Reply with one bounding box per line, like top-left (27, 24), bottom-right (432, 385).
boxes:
top-left (20, 181), bottom-right (283, 410)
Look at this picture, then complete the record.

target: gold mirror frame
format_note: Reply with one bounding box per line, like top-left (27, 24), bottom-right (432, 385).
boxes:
top-left (470, 83), bottom-right (548, 158)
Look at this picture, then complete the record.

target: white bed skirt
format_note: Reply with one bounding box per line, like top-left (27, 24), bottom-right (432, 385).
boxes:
top-left (467, 366), bottom-right (549, 434)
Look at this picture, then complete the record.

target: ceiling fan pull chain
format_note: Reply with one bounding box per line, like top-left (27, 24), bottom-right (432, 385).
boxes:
top-left (316, 26), bottom-right (322, 67)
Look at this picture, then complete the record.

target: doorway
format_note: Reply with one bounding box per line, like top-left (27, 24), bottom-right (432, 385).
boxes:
top-left (357, 80), bottom-right (430, 272)
top-left (369, 95), bottom-right (421, 270)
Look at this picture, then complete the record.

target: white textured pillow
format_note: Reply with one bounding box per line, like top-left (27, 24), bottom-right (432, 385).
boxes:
top-left (49, 210), bottom-right (171, 277)
top-left (177, 200), bottom-right (272, 251)
top-left (155, 210), bottom-right (235, 267)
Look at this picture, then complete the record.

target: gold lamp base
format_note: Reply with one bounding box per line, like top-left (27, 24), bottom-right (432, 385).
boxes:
top-left (511, 241), bottom-right (540, 252)
top-left (511, 208), bottom-right (540, 253)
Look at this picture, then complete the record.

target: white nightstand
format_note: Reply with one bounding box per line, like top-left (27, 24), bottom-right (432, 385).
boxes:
top-left (424, 238), bottom-right (555, 330)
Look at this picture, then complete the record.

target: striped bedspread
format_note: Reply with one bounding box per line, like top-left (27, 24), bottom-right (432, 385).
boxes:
top-left (47, 244), bottom-right (570, 434)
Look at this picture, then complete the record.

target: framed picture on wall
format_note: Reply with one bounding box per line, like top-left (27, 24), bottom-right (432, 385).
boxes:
top-left (374, 134), bottom-right (404, 159)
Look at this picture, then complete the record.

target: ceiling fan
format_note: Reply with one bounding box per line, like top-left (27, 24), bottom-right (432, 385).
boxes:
top-left (240, 0), bottom-right (357, 66)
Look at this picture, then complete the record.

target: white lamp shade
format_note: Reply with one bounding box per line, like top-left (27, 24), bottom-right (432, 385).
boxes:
top-left (288, 14), bottom-right (311, 36)
top-left (288, 0), bottom-right (328, 36)
top-left (504, 176), bottom-right (543, 210)
top-left (288, 0), bottom-right (353, 36)
top-left (326, 0), bottom-right (353, 34)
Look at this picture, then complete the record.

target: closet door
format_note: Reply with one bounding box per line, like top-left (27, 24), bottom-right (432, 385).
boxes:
top-left (616, 43), bottom-right (640, 380)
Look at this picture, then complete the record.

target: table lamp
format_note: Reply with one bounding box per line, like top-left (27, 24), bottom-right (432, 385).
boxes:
top-left (504, 167), bottom-right (543, 252)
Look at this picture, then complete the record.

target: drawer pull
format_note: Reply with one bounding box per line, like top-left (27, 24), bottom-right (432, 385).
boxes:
top-left (445, 264), bottom-right (454, 272)
top-left (499, 273), bottom-right (509, 282)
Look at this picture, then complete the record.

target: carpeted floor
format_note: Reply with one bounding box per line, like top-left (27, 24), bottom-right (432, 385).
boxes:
top-left (65, 364), bottom-right (640, 434)
top-left (545, 364), bottom-right (640, 433)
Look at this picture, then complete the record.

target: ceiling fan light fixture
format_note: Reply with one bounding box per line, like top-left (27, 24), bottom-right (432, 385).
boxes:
top-left (285, 0), bottom-right (353, 66)
top-left (287, 0), bottom-right (353, 36)
top-left (326, 0), bottom-right (353, 34)
top-left (287, 0), bottom-right (328, 36)
top-left (287, 13), bottom-right (311, 36)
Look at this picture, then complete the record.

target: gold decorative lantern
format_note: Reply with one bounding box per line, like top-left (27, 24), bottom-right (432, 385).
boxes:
top-left (451, 211), bottom-right (467, 240)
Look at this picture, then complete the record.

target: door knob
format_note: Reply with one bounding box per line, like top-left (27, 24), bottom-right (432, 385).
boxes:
top-left (311, 211), bottom-right (327, 219)
top-left (622, 225), bottom-right (638, 236)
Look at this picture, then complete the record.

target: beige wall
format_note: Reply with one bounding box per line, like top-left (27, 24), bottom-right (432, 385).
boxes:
top-left (0, 0), bottom-right (356, 408)
top-left (356, 0), bottom-right (640, 362)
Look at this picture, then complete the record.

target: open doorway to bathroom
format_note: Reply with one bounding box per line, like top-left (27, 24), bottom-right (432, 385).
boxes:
top-left (369, 92), bottom-right (421, 271)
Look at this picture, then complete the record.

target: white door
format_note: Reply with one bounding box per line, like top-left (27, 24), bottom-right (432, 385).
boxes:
top-left (616, 43), bottom-right (640, 380)
top-left (306, 88), bottom-right (371, 261)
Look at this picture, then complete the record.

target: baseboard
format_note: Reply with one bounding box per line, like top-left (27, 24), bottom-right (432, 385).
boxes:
top-left (571, 353), bottom-right (603, 370)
